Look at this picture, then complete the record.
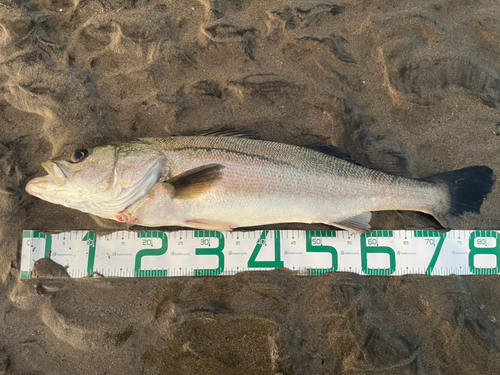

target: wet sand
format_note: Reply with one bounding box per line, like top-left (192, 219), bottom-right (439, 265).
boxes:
top-left (1, 0), bottom-right (500, 373)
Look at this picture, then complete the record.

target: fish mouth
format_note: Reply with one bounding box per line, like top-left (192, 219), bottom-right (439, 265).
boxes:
top-left (41, 161), bottom-right (71, 186)
top-left (26, 161), bottom-right (71, 198)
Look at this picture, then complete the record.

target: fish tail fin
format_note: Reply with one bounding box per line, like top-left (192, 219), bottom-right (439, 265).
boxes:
top-left (427, 166), bottom-right (495, 227)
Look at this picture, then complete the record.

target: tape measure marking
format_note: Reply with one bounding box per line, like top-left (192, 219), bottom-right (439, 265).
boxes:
top-left (20, 229), bottom-right (500, 278)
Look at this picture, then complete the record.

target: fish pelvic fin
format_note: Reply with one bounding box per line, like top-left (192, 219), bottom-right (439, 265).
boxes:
top-left (331, 212), bottom-right (372, 232)
top-left (185, 219), bottom-right (238, 231)
top-left (167, 163), bottom-right (225, 199)
top-left (426, 166), bottom-right (495, 227)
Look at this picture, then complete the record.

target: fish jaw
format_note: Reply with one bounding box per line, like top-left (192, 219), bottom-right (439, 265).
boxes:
top-left (26, 174), bottom-right (58, 200)
top-left (26, 161), bottom-right (82, 204)
top-left (26, 160), bottom-right (74, 197)
top-left (41, 161), bottom-right (71, 186)
top-left (25, 175), bottom-right (87, 214)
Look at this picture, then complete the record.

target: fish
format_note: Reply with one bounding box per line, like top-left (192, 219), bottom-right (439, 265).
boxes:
top-left (25, 132), bottom-right (495, 232)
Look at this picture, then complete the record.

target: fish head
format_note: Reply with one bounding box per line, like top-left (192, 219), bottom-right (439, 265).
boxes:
top-left (26, 141), bottom-right (166, 217)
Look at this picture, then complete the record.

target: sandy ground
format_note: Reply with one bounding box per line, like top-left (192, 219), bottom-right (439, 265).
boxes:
top-left (1, 0), bottom-right (500, 373)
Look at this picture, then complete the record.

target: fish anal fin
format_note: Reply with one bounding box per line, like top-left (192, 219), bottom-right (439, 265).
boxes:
top-left (168, 164), bottom-right (224, 199)
top-left (185, 219), bottom-right (238, 231)
top-left (331, 212), bottom-right (372, 232)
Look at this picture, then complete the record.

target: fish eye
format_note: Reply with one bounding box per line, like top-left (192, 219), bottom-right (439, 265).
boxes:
top-left (70, 149), bottom-right (88, 163)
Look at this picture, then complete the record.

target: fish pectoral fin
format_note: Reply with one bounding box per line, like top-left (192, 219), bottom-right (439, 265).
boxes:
top-left (185, 219), bottom-right (238, 231)
top-left (167, 163), bottom-right (225, 199)
top-left (331, 212), bottom-right (372, 232)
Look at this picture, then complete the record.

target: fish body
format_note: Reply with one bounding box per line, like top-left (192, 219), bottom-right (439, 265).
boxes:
top-left (26, 135), bottom-right (495, 232)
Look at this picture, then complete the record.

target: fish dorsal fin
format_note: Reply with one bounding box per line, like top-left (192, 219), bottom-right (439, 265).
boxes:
top-left (167, 164), bottom-right (225, 199)
top-left (332, 212), bottom-right (372, 232)
top-left (199, 128), bottom-right (260, 139)
top-left (306, 143), bottom-right (358, 164)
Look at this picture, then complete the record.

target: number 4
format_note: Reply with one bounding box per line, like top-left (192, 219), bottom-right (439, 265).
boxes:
top-left (248, 231), bottom-right (283, 269)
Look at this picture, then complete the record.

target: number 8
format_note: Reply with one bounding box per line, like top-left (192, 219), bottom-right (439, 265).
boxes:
top-left (469, 231), bottom-right (500, 275)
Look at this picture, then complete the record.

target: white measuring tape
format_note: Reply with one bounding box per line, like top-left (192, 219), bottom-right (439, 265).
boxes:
top-left (20, 229), bottom-right (500, 278)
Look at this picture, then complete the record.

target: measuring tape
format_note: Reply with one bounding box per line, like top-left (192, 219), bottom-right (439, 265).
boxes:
top-left (20, 229), bottom-right (500, 279)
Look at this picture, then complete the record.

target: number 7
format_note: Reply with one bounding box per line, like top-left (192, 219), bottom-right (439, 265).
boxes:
top-left (414, 231), bottom-right (446, 275)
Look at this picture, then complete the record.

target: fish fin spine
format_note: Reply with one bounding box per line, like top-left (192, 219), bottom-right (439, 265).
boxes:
top-left (199, 128), bottom-right (260, 139)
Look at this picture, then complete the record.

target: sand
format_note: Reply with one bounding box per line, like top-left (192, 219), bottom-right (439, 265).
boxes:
top-left (1, 0), bottom-right (500, 373)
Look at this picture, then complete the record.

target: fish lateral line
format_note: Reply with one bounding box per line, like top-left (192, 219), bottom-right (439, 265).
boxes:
top-left (168, 146), bottom-right (294, 167)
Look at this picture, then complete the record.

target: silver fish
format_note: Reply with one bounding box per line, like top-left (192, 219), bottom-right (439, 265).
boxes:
top-left (25, 134), bottom-right (495, 232)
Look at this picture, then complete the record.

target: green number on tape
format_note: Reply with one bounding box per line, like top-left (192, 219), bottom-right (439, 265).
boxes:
top-left (469, 231), bottom-right (500, 275)
top-left (413, 231), bottom-right (446, 275)
top-left (82, 231), bottom-right (96, 276)
top-left (306, 231), bottom-right (338, 275)
top-left (194, 231), bottom-right (225, 276)
top-left (135, 232), bottom-right (168, 277)
top-left (361, 231), bottom-right (395, 275)
top-left (248, 230), bottom-right (284, 269)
